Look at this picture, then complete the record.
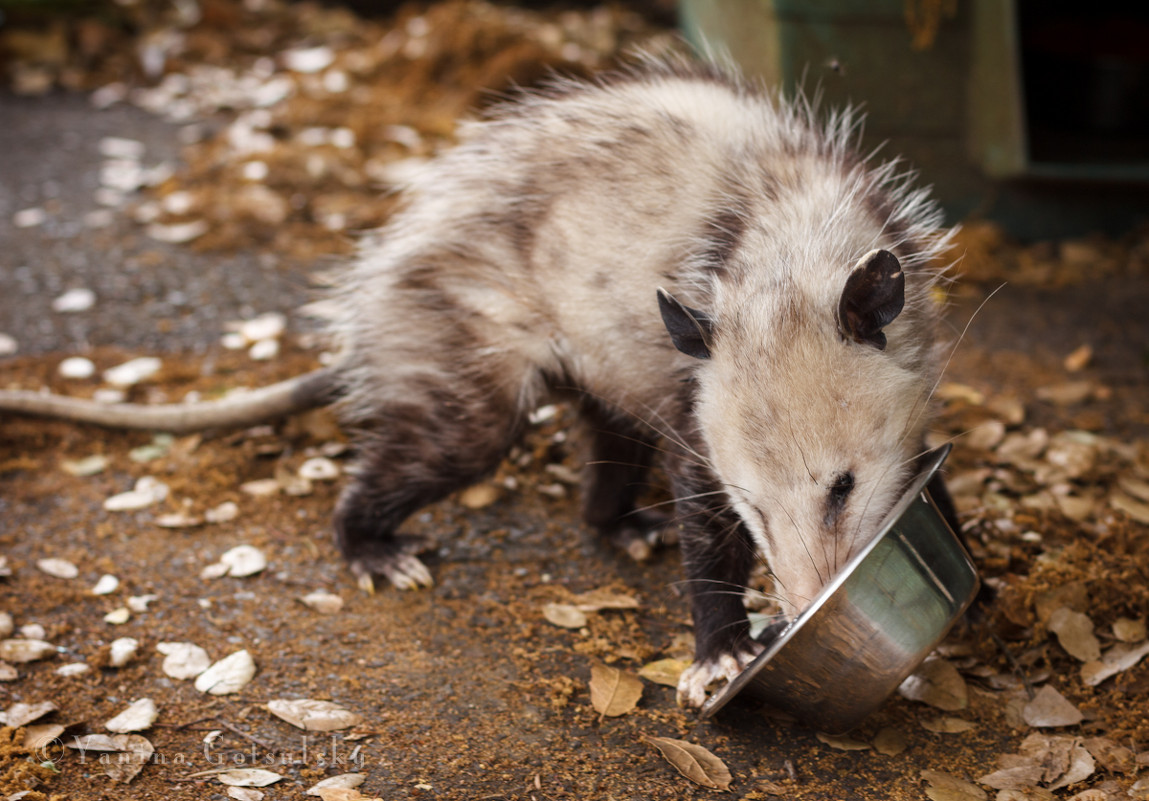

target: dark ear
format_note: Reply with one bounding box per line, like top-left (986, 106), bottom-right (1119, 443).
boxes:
top-left (657, 288), bottom-right (714, 360)
top-left (837, 249), bottom-right (905, 350)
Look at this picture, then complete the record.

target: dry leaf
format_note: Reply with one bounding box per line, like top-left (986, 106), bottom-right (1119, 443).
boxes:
top-left (106, 698), bottom-right (158, 733)
top-left (898, 657), bottom-right (968, 711)
top-left (458, 483), bottom-right (499, 509)
top-left (1082, 737), bottom-right (1136, 774)
top-left (1048, 740), bottom-right (1095, 790)
top-left (1047, 608), bottom-right (1101, 662)
top-left (920, 769), bottom-right (987, 801)
top-left (1110, 491), bottom-right (1149, 524)
top-left (267, 699), bottom-right (363, 732)
top-left (300, 591), bottom-right (344, 614)
top-left (227, 788), bottom-right (265, 801)
top-left (306, 774), bottom-right (367, 796)
top-left (0, 639), bottom-right (55, 663)
top-left (979, 759), bottom-right (1044, 791)
top-left (921, 716), bottom-right (977, 734)
top-left (317, 789), bottom-right (380, 801)
top-left (571, 588), bottom-right (639, 611)
top-left (542, 603), bottom-right (587, 630)
top-left (195, 649), bottom-right (256, 695)
top-left (872, 727), bottom-right (909, 756)
top-left (1023, 685), bottom-right (1083, 728)
top-left (1112, 617), bottom-right (1147, 643)
top-left (816, 732), bottom-right (870, 751)
top-left (37, 558), bottom-right (79, 579)
top-left (109, 637), bottom-right (139, 667)
top-left (589, 663), bottom-right (642, 717)
top-left (1063, 344), bottom-right (1093, 372)
top-left (638, 658), bottom-right (689, 687)
top-left (1, 700), bottom-right (57, 728)
top-left (90, 734), bottom-right (155, 784)
top-left (23, 723), bottom-right (65, 750)
top-left (157, 642), bottom-right (211, 679)
top-left (645, 736), bottom-right (732, 791)
top-left (216, 768), bottom-right (284, 787)
top-left (1081, 640), bottom-right (1149, 686)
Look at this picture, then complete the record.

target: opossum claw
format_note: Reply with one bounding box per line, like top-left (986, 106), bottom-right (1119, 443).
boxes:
top-left (676, 643), bottom-right (765, 709)
top-left (346, 535), bottom-right (435, 592)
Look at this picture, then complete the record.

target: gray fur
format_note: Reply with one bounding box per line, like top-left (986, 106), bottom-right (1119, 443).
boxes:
top-left (1, 56), bottom-right (955, 708)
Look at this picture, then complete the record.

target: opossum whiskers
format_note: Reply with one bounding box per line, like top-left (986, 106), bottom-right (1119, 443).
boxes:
top-left (896, 281), bottom-right (1006, 453)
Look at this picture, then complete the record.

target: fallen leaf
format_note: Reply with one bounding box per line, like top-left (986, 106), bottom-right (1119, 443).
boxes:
top-left (109, 636), bottom-right (139, 667)
top-left (1063, 344), bottom-right (1093, 372)
top-left (106, 698), bottom-right (158, 733)
top-left (638, 658), bottom-right (689, 688)
top-left (872, 727), bottom-right (909, 756)
top-left (216, 768), bottom-right (284, 787)
top-left (1081, 640), bottom-right (1149, 686)
top-left (157, 642), bottom-right (211, 680)
top-left (77, 734), bottom-right (155, 784)
top-left (458, 483), bottom-right (499, 509)
top-left (645, 736), bottom-right (732, 791)
top-left (1023, 685), bottom-right (1083, 727)
top-left (37, 558), bottom-right (79, 579)
top-left (816, 732), bottom-right (870, 751)
top-left (1048, 740), bottom-right (1095, 790)
top-left (920, 769), bottom-right (987, 801)
top-left (195, 650), bottom-right (256, 695)
top-left (1047, 608), bottom-right (1101, 662)
top-left (589, 663), bottom-right (642, 717)
top-left (978, 759), bottom-right (1044, 791)
top-left (571, 588), bottom-right (640, 612)
top-left (542, 603), bottom-right (587, 630)
top-left (267, 699), bottom-right (363, 732)
top-left (1110, 491), bottom-right (1149, 524)
top-left (921, 716), bottom-right (977, 734)
top-left (898, 658), bottom-right (968, 711)
top-left (23, 723), bottom-right (65, 750)
top-left (299, 591), bottom-right (344, 614)
top-left (1, 700), bottom-right (57, 727)
top-left (227, 788), bottom-right (264, 801)
top-left (1082, 737), bottom-right (1135, 775)
top-left (306, 774), bottom-right (367, 796)
top-left (0, 639), bottom-right (55, 662)
top-left (1112, 617), bottom-right (1147, 643)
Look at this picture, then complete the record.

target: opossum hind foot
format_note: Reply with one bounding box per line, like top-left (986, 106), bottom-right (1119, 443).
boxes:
top-left (676, 642), bottom-right (765, 709)
top-left (604, 510), bottom-right (676, 563)
top-left (346, 534), bottom-right (434, 593)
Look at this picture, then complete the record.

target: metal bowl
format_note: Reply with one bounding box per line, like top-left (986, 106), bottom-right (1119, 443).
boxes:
top-left (700, 444), bottom-right (980, 733)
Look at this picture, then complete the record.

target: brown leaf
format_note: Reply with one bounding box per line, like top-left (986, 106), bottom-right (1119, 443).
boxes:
top-left (1047, 607), bottom-right (1101, 662)
top-left (1081, 640), bottom-right (1149, 686)
top-left (645, 736), bottom-right (732, 791)
top-left (920, 769), bottom-right (987, 801)
top-left (542, 603), bottom-right (587, 630)
top-left (1082, 737), bottom-right (1136, 774)
top-left (872, 727), bottom-right (909, 756)
top-left (638, 658), bottom-right (689, 688)
top-left (898, 657), bottom-right (968, 711)
top-left (816, 732), bottom-right (870, 751)
top-left (921, 716), bottom-right (977, 734)
top-left (978, 760), bottom-right (1044, 791)
top-left (1048, 740), bottom-right (1094, 790)
top-left (1023, 685), bottom-right (1083, 728)
top-left (589, 663), bottom-right (642, 717)
top-left (570, 588), bottom-right (639, 612)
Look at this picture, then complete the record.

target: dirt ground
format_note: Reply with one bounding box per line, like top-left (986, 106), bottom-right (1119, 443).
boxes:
top-left (2, 3), bottom-right (1149, 800)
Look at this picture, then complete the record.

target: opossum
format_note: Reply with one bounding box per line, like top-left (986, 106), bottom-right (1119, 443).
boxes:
top-left (0, 56), bottom-right (957, 708)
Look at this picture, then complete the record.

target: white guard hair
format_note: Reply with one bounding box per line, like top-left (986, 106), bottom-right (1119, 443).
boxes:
top-left (330, 53), bottom-right (954, 616)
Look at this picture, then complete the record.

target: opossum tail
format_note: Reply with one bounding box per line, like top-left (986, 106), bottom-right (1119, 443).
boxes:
top-left (0, 367), bottom-right (339, 433)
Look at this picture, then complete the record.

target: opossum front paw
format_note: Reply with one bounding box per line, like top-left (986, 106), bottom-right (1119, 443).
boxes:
top-left (606, 511), bottom-right (676, 563)
top-left (676, 643), bottom-right (765, 709)
top-left (345, 535), bottom-right (434, 593)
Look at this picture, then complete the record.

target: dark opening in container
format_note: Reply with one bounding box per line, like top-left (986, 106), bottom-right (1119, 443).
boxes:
top-left (1019, 0), bottom-right (1149, 165)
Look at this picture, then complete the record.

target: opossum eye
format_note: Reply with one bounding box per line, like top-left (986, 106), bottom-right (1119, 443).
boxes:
top-left (824, 471), bottom-right (855, 525)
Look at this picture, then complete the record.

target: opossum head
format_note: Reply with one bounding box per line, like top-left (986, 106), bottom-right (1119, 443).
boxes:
top-left (659, 249), bottom-right (936, 619)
